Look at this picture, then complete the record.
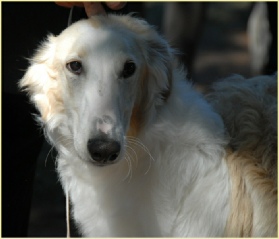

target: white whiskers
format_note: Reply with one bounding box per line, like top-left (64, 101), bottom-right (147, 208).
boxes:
top-left (45, 144), bottom-right (56, 167)
top-left (45, 135), bottom-right (73, 167)
top-left (124, 136), bottom-right (155, 177)
top-left (123, 152), bottom-right (133, 182)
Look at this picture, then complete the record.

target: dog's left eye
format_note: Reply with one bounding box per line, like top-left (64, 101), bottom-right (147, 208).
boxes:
top-left (121, 61), bottom-right (136, 79)
top-left (66, 61), bottom-right (82, 75)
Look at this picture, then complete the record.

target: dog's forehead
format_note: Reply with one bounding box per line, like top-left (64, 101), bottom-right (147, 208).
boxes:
top-left (57, 18), bottom-right (138, 58)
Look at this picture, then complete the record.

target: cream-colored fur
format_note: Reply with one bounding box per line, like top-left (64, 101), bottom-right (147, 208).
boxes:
top-left (19, 15), bottom-right (277, 237)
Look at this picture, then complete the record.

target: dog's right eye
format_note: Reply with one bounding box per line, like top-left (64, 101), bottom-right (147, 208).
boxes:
top-left (66, 61), bottom-right (82, 75)
top-left (121, 61), bottom-right (136, 79)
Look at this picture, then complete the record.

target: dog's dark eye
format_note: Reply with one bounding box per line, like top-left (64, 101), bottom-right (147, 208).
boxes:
top-left (121, 61), bottom-right (136, 79)
top-left (66, 61), bottom-right (82, 75)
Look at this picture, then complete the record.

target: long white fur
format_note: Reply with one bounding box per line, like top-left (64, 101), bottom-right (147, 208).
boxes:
top-left (19, 15), bottom-right (276, 237)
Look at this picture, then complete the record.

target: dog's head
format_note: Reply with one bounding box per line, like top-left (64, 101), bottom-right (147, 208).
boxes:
top-left (20, 15), bottom-right (173, 166)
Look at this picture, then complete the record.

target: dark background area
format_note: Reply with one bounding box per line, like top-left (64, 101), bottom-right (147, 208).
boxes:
top-left (2, 2), bottom-right (277, 237)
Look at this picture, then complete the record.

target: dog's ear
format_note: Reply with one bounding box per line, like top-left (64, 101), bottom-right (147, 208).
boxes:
top-left (141, 35), bottom-right (173, 106)
top-left (114, 16), bottom-right (174, 136)
top-left (114, 15), bottom-right (173, 107)
top-left (19, 35), bottom-right (63, 127)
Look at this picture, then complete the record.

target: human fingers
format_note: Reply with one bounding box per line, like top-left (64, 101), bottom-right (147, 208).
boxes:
top-left (84, 2), bottom-right (106, 16)
top-left (55, 2), bottom-right (84, 8)
top-left (105, 2), bottom-right (126, 10)
top-left (56, 2), bottom-right (127, 17)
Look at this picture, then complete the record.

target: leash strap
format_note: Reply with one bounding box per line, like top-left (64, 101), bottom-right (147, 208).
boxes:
top-left (67, 6), bottom-right (86, 27)
top-left (66, 190), bottom-right (71, 238)
top-left (67, 7), bottom-right (74, 27)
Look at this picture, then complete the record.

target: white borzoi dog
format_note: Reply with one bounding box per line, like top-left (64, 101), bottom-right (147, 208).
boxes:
top-left (20, 15), bottom-right (277, 237)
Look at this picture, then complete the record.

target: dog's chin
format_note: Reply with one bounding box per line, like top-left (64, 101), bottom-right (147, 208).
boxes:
top-left (90, 157), bottom-right (120, 167)
top-left (91, 161), bottom-right (118, 167)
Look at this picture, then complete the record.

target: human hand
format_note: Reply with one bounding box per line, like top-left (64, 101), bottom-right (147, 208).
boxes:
top-left (56, 2), bottom-right (126, 16)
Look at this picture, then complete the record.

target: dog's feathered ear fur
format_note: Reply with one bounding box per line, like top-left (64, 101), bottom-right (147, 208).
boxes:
top-left (110, 15), bottom-right (174, 135)
top-left (112, 15), bottom-right (173, 106)
top-left (19, 35), bottom-right (64, 129)
top-left (142, 35), bottom-right (173, 105)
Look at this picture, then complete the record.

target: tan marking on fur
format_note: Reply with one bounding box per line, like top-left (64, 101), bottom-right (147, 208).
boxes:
top-left (127, 105), bottom-right (144, 137)
top-left (126, 51), bottom-right (172, 137)
top-left (225, 148), bottom-right (277, 237)
top-left (224, 149), bottom-right (253, 236)
top-left (25, 77), bottom-right (64, 123)
top-left (20, 53), bottom-right (64, 123)
top-left (127, 67), bottom-right (149, 137)
top-left (40, 86), bottom-right (64, 122)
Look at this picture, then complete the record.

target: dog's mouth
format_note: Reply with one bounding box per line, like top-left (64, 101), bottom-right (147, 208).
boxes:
top-left (87, 136), bottom-right (122, 166)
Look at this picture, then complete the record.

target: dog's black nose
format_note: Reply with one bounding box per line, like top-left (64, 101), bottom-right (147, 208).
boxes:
top-left (87, 137), bottom-right (121, 164)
